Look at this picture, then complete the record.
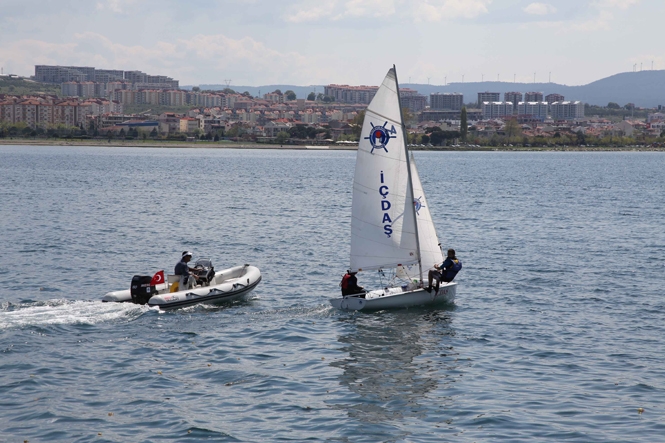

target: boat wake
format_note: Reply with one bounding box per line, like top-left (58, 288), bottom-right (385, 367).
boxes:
top-left (0, 299), bottom-right (145, 330)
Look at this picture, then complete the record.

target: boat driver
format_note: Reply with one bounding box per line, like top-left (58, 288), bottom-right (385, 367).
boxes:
top-left (175, 251), bottom-right (201, 290)
top-left (427, 248), bottom-right (462, 294)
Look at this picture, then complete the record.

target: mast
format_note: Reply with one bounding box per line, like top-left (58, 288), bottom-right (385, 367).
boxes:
top-left (393, 65), bottom-right (423, 283)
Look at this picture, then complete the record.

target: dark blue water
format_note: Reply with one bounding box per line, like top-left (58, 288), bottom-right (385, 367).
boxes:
top-left (1, 146), bottom-right (664, 442)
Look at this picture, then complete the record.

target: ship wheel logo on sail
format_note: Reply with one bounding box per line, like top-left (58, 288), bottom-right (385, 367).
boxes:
top-left (414, 196), bottom-right (425, 215)
top-left (365, 121), bottom-right (397, 154)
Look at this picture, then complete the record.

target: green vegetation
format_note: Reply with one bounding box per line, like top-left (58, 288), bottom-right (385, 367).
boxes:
top-left (460, 107), bottom-right (468, 141)
top-left (288, 125), bottom-right (330, 140)
top-left (275, 131), bottom-right (290, 144)
top-left (0, 77), bottom-right (60, 96)
top-left (422, 126), bottom-right (461, 145)
top-left (585, 104), bottom-right (649, 121)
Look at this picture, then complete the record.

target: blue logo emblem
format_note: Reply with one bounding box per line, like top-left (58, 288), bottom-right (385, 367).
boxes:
top-left (365, 121), bottom-right (397, 154)
top-left (414, 196), bottom-right (425, 215)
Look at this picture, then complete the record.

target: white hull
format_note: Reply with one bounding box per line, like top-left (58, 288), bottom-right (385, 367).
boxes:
top-left (102, 265), bottom-right (261, 310)
top-left (330, 282), bottom-right (456, 311)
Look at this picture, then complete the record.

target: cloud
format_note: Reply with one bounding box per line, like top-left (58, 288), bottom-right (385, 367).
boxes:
top-left (285, 0), bottom-right (338, 22)
top-left (342, 0), bottom-right (396, 18)
top-left (523, 3), bottom-right (557, 15)
top-left (95, 0), bottom-right (138, 14)
top-left (0, 32), bottom-right (329, 85)
top-left (284, 0), bottom-right (491, 23)
top-left (570, 0), bottom-right (639, 31)
top-left (0, 40), bottom-right (79, 76)
top-left (594, 0), bottom-right (640, 9)
top-left (412, 0), bottom-right (493, 22)
top-left (570, 9), bottom-right (613, 31)
top-left (527, 0), bottom-right (640, 33)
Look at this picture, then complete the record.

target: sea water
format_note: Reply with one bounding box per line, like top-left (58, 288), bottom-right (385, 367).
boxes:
top-left (0, 146), bottom-right (664, 442)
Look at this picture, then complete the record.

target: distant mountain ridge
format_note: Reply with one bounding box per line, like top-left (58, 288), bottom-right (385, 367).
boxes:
top-left (190, 71), bottom-right (665, 108)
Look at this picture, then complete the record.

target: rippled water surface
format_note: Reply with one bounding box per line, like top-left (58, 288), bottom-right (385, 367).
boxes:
top-left (1, 146), bottom-right (664, 442)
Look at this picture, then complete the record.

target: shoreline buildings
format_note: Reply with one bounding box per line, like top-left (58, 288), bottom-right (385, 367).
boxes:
top-left (1, 65), bottom-right (590, 136)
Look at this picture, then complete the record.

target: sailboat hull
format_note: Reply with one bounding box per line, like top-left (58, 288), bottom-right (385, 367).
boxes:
top-left (330, 282), bottom-right (456, 311)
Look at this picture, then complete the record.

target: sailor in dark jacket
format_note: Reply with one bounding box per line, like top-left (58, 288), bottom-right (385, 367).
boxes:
top-left (340, 270), bottom-right (364, 296)
top-left (427, 249), bottom-right (462, 294)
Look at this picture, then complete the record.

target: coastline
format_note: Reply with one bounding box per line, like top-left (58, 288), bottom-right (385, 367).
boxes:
top-left (1, 138), bottom-right (664, 152)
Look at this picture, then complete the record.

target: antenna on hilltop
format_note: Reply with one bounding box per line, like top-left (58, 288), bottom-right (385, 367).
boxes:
top-left (224, 79), bottom-right (232, 88)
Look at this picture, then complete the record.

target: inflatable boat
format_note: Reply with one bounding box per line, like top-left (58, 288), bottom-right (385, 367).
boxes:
top-left (102, 260), bottom-right (261, 310)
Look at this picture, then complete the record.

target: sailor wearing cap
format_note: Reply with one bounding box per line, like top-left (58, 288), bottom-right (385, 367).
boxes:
top-left (175, 251), bottom-right (199, 290)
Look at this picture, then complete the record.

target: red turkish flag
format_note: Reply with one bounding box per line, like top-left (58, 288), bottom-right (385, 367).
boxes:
top-left (150, 270), bottom-right (165, 286)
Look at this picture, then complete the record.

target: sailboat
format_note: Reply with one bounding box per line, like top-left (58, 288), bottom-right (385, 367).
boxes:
top-left (330, 66), bottom-right (457, 311)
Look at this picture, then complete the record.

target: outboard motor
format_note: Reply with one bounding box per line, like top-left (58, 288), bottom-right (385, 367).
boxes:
top-left (130, 275), bottom-right (157, 305)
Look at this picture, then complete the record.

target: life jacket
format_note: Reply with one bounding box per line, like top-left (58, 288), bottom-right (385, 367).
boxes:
top-left (443, 259), bottom-right (462, 281)
top-left (340, 273), bottom-right (351, 289)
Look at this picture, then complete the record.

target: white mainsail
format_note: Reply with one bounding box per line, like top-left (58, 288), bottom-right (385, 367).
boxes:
top-left (350, 68), bottom-right (419, 271)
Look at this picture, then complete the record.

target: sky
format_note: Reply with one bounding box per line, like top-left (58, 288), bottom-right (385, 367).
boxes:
top-left (0, 0), bottom-right (662, 87)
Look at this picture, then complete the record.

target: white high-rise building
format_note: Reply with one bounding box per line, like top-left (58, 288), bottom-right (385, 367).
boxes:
top-left (482, 101), bottom-right (514, 119)
top-left (518, 102), bottom-right (548, 120)
top-left (550, 101), bottom-right (584, 120)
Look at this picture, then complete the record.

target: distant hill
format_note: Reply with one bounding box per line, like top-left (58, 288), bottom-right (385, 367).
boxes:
top-left (192, 71), bottom-right (665, 108)
top-left (402, 71), bottom-right (665, 108)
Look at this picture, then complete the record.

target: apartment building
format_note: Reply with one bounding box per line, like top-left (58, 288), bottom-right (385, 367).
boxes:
top-left (482, 101), bottom-right (514, 119)
top-left (478, 92), bottom-right (500, 107)
top-left (179, 117), bottom-right (199, 133)
top-left (36, 66), bottom-right (179, 98)
top-left (124, 70), bottom-right (147, 84)
top-left (163, 90), bottom-right (186, 107)
top-left (158, 113), bottom-right (181, 133)
top-left (264, 91), bottom-right (284, 104)
top-left (550, 101), bottom-right (584, 120)
top-left (137, 90), bottom-right (161, 105)
top-left (545, 93), bottom-right (565, 105)
top-left (504, 92), bottom-right (523, 108)
top-left (94, 69), bottom-right (124, 83)
top-left (517, 101), bottom-right (548, 120)
top-left (0, 95), bottom-right (120, 128)
top-left (525, 92), bottom-right (544, 102)
top-left (35, 65), bottom-right (95, 83)
top-left (112, 90), bottom-right (136, 104)
top-left (324, 84), bottom-right (379, 104)
top-left (134, 81), bottom-right (179, 90)
top-left (61, 82), bottom-right (79, 97)
top-left (80, 99), bottom-right (123, 115)
top-left (400, 89), bottom-right (428, 113)
top-left (62, 81), bottom-right (107, 98)
top-left (430, 93), bottom-right (463, 111)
